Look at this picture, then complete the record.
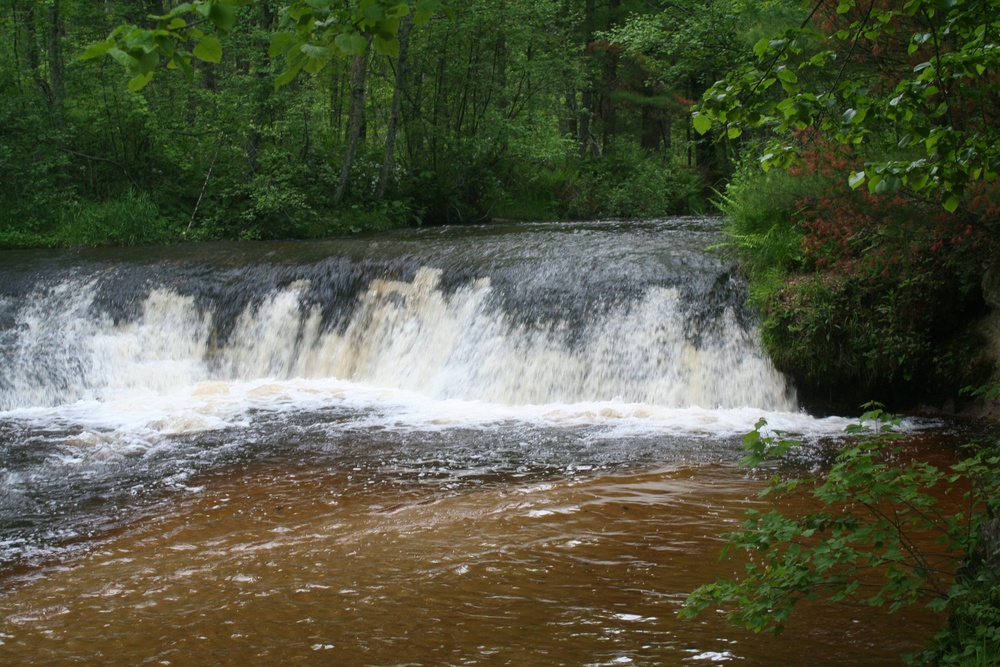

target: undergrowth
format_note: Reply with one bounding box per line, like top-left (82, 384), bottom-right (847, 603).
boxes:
top-left (719, 134), bottom-right (996, 408)
top-left (681, 405), bottom-right (1000, 665)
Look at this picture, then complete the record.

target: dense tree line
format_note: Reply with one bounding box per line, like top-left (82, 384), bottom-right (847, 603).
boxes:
top-left (0, 0), bottom-right (756, 247)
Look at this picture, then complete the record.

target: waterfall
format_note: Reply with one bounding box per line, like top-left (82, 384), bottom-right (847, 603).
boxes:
top-left (0, 221), bottom-right (794, 413)
top-left (0, 219), bottom-right (843, 571)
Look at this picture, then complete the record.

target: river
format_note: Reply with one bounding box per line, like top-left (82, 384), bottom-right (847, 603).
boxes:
top-left (0, 218), bottom-right (953, 665)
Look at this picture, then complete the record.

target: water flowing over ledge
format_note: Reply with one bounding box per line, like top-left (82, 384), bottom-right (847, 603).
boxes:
top-left (0, 218), bottom-right (853, 572)
top-left (0, 218), bottom-right (794, 414)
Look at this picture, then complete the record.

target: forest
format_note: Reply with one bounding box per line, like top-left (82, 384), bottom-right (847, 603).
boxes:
top-left (0, 0), bottom-right (743, 247)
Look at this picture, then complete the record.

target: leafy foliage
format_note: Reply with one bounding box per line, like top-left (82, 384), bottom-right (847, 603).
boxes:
top-left (81, 1), bottom-right (444, 91)
top-left (268, 0), bottom-right (445, 85)
top-left (694, 0), bottom-right (1000, 212)
top-left (681, 405), bottom-right (1000, 664)
top-left (718, 123), bottom-right (995, 407)
top-left (562, 144), bottom-right (703, 219)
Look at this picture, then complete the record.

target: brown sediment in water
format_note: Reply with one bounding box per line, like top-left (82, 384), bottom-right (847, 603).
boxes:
top-left (0, 460), bottom-right (938, 666)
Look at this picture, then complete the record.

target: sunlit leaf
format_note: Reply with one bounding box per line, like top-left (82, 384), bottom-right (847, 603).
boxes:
top-left (127, 71), bottom-right (154, 92)
top-left (753, 37), bottom-right (770, 59)
top-left (777, 68), bottom-right (798, 84)
top-left (692, 113), bottom-right (712, 135)
top-left (192, 36), bottom-right (223, 63)
top-left (334, 32), bottom-right (369, 57)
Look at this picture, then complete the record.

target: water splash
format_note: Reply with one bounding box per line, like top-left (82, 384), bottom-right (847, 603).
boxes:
top-left (0, 266), bottom-right (793, 412)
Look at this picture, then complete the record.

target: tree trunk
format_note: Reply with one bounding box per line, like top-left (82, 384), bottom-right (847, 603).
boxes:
top-left (20, 3), bottom-right (46, 98)
top-left (640, 104), bottom-right (660, 152)
top-left (333, 39), bottom-right (372, 206)
top-left (47, 0), bottom-right (64, 109)
top-left (376, 15), bottom-right (413, 200)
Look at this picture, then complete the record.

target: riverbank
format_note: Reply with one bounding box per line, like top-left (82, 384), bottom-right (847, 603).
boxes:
top-left (718, 160), bottom-right (999, 418)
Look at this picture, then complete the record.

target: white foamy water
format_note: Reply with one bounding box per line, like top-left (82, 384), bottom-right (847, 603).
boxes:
top-left (1, 267), bottom-right (798, 421)
top-left (0, 221), bottom-right (949, 666)
top-left (0, 219), bottom-right (860, 567)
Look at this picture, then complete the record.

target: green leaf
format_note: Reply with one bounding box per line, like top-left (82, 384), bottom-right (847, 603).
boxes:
top-left (274, 61), bottom-right (304, 89)
top-left (777, 68), bottom-right (798, 84)
top-left (269, 32), bottom-right (297, 58)
top-left (692, 113), bottom-right (712, 135)
top-left (301, 43), bottom-right (331, 73)
top-left (848, 171), bottom-right (866, 189)
top-left (80, 39), bottom-right (115, 61)
top-left (127, 71), bottom-right (154, 92)
top-left (727, 126), bottom-right (742, 140)
top-left (334, 32), bottom-right (369, 57)
top-left (136, 47), bottom-right (160, 73)
top-left (943, 193), bottom-right (961, 212)
top-left (172, 52), bottom-right (195, 82)
top-left (193, 36), bottom-right (223, 63)
top-left (208, 2), bottom-right (236, 33)
top-left (362, 3), bottom-right (385, 25)
top-left (753, 37), bottom-right (770, 59)
top-left (165, 3), bottom-right (193, 17)
top-left (108, 47), bottom-right (140, 72)
top-left (385, 3), bottom-right (410, 18)
top-left (414, 0), bottom-right (439, 23)
top-left (373, 34), bottom-right (400, 57)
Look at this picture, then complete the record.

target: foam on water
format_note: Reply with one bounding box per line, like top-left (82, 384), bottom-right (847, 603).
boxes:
top-left (0, 219), bottom-right (865, 567)
top-left (1, 267), bottom-right (800, 423)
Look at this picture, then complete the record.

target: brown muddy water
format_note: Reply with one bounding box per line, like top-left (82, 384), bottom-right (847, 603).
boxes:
top-left (0, 457), bottom-right (944, 666)
top-left (0, 220), bottom-right (955, 664)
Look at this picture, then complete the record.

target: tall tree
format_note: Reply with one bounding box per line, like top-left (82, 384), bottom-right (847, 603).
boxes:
top-left (693, 0), bottom-right (1000, 212)
top-left (376, 14), bottom-right (413, 199)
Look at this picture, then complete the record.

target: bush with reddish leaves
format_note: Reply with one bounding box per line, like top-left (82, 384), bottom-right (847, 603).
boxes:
top-left (730, 131), bottom-right (998, 411)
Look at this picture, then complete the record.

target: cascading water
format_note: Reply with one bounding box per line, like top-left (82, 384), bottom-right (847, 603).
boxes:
top-left (0, 220), bottom-right (792, 412)
top-left (2, 219), bottom-right (936, 667)
top-left (0, 218), bottom-right (817, 562)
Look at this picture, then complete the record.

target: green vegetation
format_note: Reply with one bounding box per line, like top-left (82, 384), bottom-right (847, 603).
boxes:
top-left (719, 148), bottom-right (992, 409)
top-left (0, 0), bottom-right (741, 249)
top-left (694, 0), bottom-right (1000, 409)
top-left (679, 0), bottom-right (1000, 660)
top-left (5, 0), bottom-right (1000, 661)
top-left (681, 406), bottom-right (1000, 665)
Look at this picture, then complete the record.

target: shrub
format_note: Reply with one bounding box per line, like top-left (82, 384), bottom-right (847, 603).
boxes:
top-left (680, 405), bottom-right (1000, 664)
top-left (564, 144), bottom-right (702, 219)
top-left (722, 133), bottom-right (995, 407)
top-left (53, 189), bottom-right (181, 247)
